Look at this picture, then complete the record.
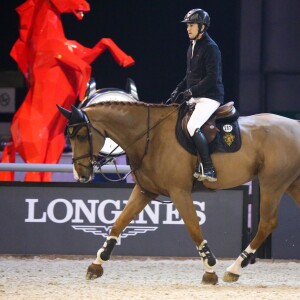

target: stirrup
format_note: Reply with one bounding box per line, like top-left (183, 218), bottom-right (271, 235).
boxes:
top-left (194, 163), bottom-right (217, 182)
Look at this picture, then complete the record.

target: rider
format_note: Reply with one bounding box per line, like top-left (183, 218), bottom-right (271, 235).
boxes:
top-left (169, 8), bottom-right (224, 182)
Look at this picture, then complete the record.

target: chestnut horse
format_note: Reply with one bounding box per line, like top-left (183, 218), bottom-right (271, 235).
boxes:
top-left (58, 100), bottom-right (300, 284)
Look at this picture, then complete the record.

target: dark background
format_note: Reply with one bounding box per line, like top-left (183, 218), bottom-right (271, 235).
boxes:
top-left (1, 0), bottom-right (300, 122)
top-left (0, 0), bottom-right (239, 106)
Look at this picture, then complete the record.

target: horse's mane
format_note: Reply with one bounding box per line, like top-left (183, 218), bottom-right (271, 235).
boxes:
top-left (87, 100), bottom-right (178, 109)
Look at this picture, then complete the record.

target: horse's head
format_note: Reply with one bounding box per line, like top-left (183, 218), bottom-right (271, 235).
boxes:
top-left (57, 105), bottom-right (105, 183)
top-left (50, 0), bottom-right (90, 20)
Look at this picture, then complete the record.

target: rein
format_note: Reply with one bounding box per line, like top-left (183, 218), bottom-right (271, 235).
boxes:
top-left (94, 104), bottom-right (151, 182)
top-left (128, 103), bottom-right (184, 203)
top-left (95, 102), bottom-right (183, 177)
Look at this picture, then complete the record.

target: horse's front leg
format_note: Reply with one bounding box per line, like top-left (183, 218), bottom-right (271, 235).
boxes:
top-left (170, 189), bottom-right (218, 285)
top-left (86, 184), bottom-right (151, 280)
top-left (93, 38), bottom-right (135, 67)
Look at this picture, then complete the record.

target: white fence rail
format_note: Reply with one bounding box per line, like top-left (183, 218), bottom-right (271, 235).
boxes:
top-left (0, 163), bottom-right (131, 173)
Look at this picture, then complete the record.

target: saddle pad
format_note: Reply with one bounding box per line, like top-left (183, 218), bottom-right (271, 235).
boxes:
top-left (175, 104), bottom-right (241, 155)
top-left (209, 120), bottom-right (241, 153)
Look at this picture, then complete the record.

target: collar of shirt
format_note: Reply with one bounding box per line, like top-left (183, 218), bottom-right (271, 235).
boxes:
top-left (191, 40), bottom-right (196, 58)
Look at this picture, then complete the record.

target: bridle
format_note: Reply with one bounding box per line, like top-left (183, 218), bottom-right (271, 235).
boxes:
top-left (68, 103), bottom-right (183, 183)
top-left (67, 115), bottom-right (106, 170)
top-left (67, 110), bottom-right (138, 181)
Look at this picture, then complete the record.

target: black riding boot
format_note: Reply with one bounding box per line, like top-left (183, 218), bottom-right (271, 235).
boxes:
top-left (192, 128), bottom-right (217, 182)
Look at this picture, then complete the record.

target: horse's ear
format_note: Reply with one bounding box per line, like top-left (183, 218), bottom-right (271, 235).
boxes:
top-left (71, 105), bottom-right (85, 122)
top-left (57, 104), bottom-right (71, 120)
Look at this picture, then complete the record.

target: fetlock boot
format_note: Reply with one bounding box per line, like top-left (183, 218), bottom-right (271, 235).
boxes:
top-left (192, 128), bottom-right (217, 182)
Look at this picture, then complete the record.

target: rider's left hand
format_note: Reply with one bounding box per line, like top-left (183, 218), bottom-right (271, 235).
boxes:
top-left (182, 89), bottom-right (193, 102)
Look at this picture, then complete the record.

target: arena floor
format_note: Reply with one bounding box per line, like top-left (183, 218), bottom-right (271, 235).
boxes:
top-left (0, 256), bottom-right (299, 300)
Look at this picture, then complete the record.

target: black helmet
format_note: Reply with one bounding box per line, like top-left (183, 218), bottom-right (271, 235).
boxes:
top-left (182, 8), bottom-right (210, 28)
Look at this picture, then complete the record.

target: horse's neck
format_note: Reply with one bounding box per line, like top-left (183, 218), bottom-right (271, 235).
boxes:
top-left (30, 0), bottom-right (64, 42)
top-left (89, 104), bottom-right (169, 150)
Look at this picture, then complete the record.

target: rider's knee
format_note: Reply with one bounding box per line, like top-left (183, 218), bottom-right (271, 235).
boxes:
top-left (187, 122), bottom-right (197, 136)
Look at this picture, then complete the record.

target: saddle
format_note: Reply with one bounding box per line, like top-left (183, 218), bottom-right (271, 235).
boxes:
top-left (176, 101), bottom-right (242, 155)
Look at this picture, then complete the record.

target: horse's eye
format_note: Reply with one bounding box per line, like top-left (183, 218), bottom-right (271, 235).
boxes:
top-left (77, 134), bottom-right (88, 142)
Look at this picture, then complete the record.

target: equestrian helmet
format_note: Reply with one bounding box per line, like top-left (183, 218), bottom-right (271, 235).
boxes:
top-left (182, 8), bottom-right (210, 28)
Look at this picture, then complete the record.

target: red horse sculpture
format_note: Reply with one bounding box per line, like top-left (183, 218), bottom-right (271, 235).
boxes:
top-left (0, 0), bottom-right (134, 181)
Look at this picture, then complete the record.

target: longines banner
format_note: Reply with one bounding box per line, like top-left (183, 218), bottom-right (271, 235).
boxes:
top-left (0, 183), bottom-right (248, 258)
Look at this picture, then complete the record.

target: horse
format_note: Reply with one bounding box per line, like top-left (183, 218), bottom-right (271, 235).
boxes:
top-left (57, 95), bottom-right (300, 284)
top-left (1, 0), bottom-right (134, 182)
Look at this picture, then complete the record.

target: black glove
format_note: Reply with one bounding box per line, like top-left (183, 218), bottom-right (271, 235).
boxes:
top-left (171, 87), bottom-right (180, 99)
top-left (165, 87), bottom-right (180, 104)
top-left (182, 89), bottom-right (193, 101)
top-left (165, 97), bottom-right (174, 105)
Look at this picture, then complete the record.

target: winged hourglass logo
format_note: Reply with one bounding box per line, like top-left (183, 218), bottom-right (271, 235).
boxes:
top-left (72, 225), bottom-right (158, 244)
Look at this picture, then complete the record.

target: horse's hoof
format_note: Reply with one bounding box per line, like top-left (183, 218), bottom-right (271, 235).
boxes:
top-left (201, 272), bottom-right (218, 285)
top-left (86, 263), bottom-right (103, 280)
top-left (223, 271), bottom-right (240, 283)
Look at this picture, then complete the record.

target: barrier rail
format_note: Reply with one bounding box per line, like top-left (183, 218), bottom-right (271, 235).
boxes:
top-left (0, 163), bottom-right (131, 173)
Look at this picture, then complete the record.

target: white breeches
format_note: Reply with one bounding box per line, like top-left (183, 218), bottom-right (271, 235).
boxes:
top-left (186, 97), bottom-right (221, 136)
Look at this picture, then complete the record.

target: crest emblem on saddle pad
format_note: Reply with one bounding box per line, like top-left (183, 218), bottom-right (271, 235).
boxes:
top-left (223, 132), bottom-right (235, 146)
top-left (222, 124), bottom-right (235, 146)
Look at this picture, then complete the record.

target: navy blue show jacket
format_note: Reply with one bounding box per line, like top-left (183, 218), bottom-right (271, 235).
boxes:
top-left (176, 33), bottom-right (224, 103)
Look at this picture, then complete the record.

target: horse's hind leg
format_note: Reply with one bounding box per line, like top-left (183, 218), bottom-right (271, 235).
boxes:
top-left (86, 184), bottom-right (151, 280)
top-left (170, 189), bottom-right (218, 285)
top-left (224, 185), bottom-right (283, 282)
top-left (286, 176), bottom-right (300, 206)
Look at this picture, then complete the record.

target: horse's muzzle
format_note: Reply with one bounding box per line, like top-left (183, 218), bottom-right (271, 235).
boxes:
top-left (73, 162), bottom-right (94, 183)
top-left (78, 175), bottom-right (93, 183)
